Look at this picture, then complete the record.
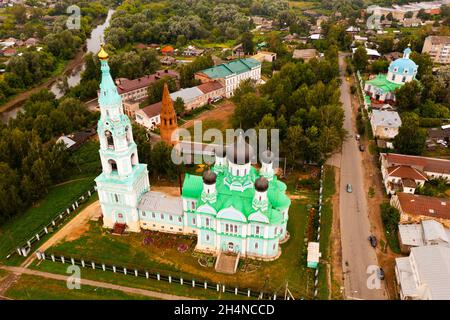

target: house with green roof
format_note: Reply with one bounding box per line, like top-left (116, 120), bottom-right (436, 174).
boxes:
top-left (195, 58), bottom-right (261, 98)
top-left (364, 47), bottom-right (418, 103)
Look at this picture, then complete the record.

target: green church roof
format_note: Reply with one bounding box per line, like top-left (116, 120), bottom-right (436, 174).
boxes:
top-left (182, 166), bottom-right (290, 224)
top-left (199, 58), bottom-right (261, 79)
top-left (365, 74), bottom-right (403, 94)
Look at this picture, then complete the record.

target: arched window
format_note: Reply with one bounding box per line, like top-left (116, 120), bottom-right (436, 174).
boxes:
top-left (125, 126), bottom-right (132, 144)
top-left (105, 131), bottom-right (114, 149)
top-left (108, 159), bottom-right (118, 173)
top-left (131, 153), bottom-right (137, 167)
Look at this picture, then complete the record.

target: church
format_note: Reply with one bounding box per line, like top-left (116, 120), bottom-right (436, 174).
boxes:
top-left (94, 46), bottom-right (291, 262)
top-left (364, 47), bottom-right (418, 103)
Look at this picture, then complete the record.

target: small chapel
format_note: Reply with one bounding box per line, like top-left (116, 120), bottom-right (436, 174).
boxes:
top-left (94, 46), bottom-right (291, 266)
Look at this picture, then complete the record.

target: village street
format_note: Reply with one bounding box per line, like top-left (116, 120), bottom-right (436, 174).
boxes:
top-left (337, 53), bottom-right (387, 300)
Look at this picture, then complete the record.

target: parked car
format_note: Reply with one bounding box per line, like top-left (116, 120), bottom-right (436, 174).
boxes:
top-left (377, 267), bottom-right (385, 280)
top-left (359, 144), bottom-right (365, 152)
top-left (355, 134), bottom-right (360, 141)
top-left (346, 184), bottom-right (352, 193)
top-left (368, 235), bottom-right (377, 248)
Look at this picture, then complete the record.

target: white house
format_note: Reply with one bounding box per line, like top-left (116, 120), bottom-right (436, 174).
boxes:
top-left (370, 109), bottom-right (402, 140)
top-left (379, 153), bottom-right (450, 195)
top-left (395, 246), bottom-right (450, 300)
top-left (195, 58), bottom-right (261, 98)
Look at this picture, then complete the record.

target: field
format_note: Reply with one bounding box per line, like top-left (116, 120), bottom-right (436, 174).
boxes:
top-left (4, 274), bottom-right (152, 300)
top-left (31, 168), bottom-right (322, 299)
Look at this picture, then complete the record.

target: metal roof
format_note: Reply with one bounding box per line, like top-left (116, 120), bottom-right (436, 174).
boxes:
top-left (411, 246), bottom-right (450, 299)
top-left (399, 224), bottom-right (424, 247)
top-left (138, 191), bottom-right (183, 216)
top-left (170, 87), bottom-right (203, 103)
top-left (371, 109), bottom-right (402, 128)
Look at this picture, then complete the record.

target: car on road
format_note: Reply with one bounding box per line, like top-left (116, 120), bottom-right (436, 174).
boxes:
top-left (359, 144), bottom-right (365, 152)
top-left (346, 184), bottom-right (352, 193)
top-left (355, 134), bottom-right (360, 141)
top-left (377, 267), bottom-right (385, 280)
top-left (368, 235), bottom-right (377, 248)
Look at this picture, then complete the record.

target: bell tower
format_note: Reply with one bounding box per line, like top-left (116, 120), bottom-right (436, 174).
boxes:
top-left (95, 45), bottom-right (150, 232)
top-left (159, 83), bottom-right (178, 145)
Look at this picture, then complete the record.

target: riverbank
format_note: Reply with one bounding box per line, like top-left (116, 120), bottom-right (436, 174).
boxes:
top-left (0, 49), bottom-right (86, 115)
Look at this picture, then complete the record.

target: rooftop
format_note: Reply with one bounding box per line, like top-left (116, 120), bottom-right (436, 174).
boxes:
top-left (197, 80), bottom-right (223, 94)
top-left (365, 74), bottom-right (403, 93)
top-left (411, 246), bottom-right (450, 299)
top-left (116, 70), bottom-right (179, 94)
top-left (138, 191), bottom-right (183, 216)
top-left (170, 87), bottom-right (203, 103)
top-left (381, 153), bottom-right (450, 175)
top-left (197, 58), bottom-right (261, 79)
top-left (371, 109), bottom-right (402, 128)
top-left (387, 165), bottom-right (427, 181)
top-left (397, 192), bottom-right (450, 220)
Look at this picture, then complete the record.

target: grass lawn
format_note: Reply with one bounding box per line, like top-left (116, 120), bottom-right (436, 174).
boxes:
top-left (0, 139), bottom-right (101, 265)
top-left (0, 178), bottom-right (95, 263)
top-left (317, 165), bottom-right (335, 300)
top-left (4, 274), bottom-right (152, 300)
top-left (29, 260), bottom-right (249, 300)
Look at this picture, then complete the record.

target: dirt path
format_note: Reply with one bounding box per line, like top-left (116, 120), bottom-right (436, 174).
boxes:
top-left (21, 201), bottom-right (101, 269)
top-left (0, 265), bottom-right (195, 300)
top-left (0, 50), bottom-right (85, 114)
top-left (330, 166), bottom-right (344, 299)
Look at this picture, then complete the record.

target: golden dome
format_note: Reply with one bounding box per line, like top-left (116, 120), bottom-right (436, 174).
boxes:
top-left (98, 44), bottom-right (109, 60)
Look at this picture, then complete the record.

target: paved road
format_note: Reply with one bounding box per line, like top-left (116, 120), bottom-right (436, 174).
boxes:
top-left (0, 265), bottom-right (195, 300)
top-left (337, 53), bottom-right (387, 300)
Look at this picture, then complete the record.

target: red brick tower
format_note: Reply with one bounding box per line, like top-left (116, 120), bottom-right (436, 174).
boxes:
top-left (159, 83), bottom-right (178, 145)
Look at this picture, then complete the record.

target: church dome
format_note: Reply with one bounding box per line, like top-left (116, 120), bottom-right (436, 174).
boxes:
top-left (226, 134), bottom-right (253, 165)
top-left (202, 170), bottom-right (217, 185)
top-left (388, 47), bottom-right (418, 77)
top-left (255, 177), bottom-right (269, 192)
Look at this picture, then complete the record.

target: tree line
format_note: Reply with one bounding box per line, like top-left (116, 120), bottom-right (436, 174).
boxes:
top-left (0, 90), bottom-right (97, 223)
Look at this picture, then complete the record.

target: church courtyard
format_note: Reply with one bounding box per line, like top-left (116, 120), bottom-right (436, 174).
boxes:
top-left (29, 169), bottom-right (324, 299)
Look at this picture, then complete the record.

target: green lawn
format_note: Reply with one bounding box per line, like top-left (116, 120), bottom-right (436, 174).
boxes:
top-left (4, 274), bottom-right (152, 300)
top-left (317, 165), bottom-right (336, 300)
top-left (29, 260), bottom-right (249, 300)
top-left (0, 178), bottom-right (95, 263)
top-left (0, 140), bottom-right (100, 264)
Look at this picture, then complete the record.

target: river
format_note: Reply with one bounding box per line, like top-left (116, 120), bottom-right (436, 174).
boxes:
top-left (0, 9), bottom-right (114, 123)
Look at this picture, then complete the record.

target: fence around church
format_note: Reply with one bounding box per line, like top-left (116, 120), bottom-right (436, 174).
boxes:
top-left (35, 251), bottom-right (274, 300)
top-left (5, 185), bottom-right (98, 260)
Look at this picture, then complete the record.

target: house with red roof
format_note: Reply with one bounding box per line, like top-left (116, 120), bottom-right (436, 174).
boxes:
top-left (380, 153), bottom-right (450, 194)
top-left (391, 193), bottom-right (450, 228)
top-left (161, 45), bottom-right (175, 55)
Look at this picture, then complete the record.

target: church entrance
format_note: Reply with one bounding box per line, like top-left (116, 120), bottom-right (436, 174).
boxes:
top-left (116, 212), bottom-right (126, 224)
top-left (227, 242), bottom-right (234, 252)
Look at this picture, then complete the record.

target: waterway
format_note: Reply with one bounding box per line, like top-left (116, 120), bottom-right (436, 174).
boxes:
top-left (1, 9), bottom-right (114, 123)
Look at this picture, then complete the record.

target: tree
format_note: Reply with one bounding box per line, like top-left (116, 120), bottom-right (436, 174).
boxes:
top-left (232, 93), bottom-right (275, 130)
top-left (241, 32), bottom-right (255, 55)
top-left (146, 77), bottom-right (178, 105)
top-left (395, 81), bottom-right (422, 111)
top-left (394, 112), bottom-right (426, 155)
top-left (352, 46), bottom-right (368, 72)
top-left (410, 52), bottom-right (433, 80)
top-left (174, 97), bottom-right (186, 115)
top-left (370, 59), bottom-right (389, 74)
